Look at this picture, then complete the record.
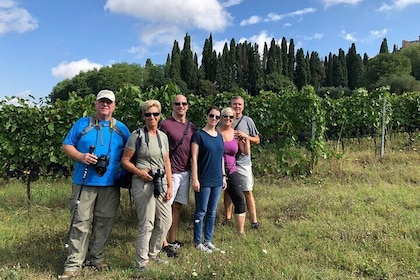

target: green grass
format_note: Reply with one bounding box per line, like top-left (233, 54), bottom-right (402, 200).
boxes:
top-left (1, 135), bottom-right (419, 279)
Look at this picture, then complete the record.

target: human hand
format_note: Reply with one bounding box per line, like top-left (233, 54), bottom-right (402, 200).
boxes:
top-left (82, 152), bottom-right (98, 165)
top-left (192, 179), bottom-right (200, 192)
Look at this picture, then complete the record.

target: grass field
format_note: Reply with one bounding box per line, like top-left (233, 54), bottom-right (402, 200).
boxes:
top-left (0, 135), bottom-right (419, 279)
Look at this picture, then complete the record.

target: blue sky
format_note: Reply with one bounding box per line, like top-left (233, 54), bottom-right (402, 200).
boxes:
top-left (1, 0), bottom-right (419, 101)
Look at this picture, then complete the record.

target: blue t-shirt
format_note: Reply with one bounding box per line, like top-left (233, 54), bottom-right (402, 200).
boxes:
top-left (191, 129), bottom-right (224, 188)
top-left (63, 117), bottom-right (131, 186)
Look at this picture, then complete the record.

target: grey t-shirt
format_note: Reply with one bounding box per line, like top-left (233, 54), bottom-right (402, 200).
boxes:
top-left (234, 115), bottom-right (259, 166)
top-left (125, 128), bottom-right (169, 182)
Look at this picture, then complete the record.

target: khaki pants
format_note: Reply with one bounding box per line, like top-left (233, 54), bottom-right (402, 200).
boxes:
top-left (64, 185), bottom-right (120, 272)
top-left (132, 177), bottom-right (172, 268)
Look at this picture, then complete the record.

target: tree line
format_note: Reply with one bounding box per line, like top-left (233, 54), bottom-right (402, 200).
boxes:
top-left (49, 34), bottom-right (420, 102)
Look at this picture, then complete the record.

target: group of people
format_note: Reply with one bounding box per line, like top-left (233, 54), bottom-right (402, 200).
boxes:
top-left (59, 90), bottom-right (260, 279)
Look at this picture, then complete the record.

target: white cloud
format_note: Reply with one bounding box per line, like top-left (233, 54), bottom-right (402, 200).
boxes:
top-left (105, 0), bottom-right (232, 46)
top-left (378, 0), bottom-right (420, 11)
top-left (322, 0), bottom-right (362, 8)
top-left (303, 33), bottom-right (324, 40)
top-left (0, 0), bottom-right (38, 35)
top-left (369, 29), bottom-right (388, 38)
top-left (240, 15), bottom-right (262, 26)
top-left (341, 30), bottom-right (357, 41)
top-left (51, 59), bottom-right (103, 80)
top-left (221, 0), bottom-right (243, 8)
top-left (237, 30), bottom-right (275, 56)
top-left (264, 7), bottom-right (316, 23)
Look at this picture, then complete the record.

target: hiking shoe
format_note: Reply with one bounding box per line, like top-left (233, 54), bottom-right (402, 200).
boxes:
top-left (195, 243), bottom-right (212, 253)
top-left (59, 270), bottom-right (81, 279)
top-left (168, 240), bottom-right (184, 249)
top-left (251, 222), bottom-right (260, 230)
top-left (204, 242), bottom-right (220, 251)
top-left (221, 219), bottom-right (232, 226)
top-left (83, 260), bottom-right (110, 271)
top-left (162, 245), bottom-right (179, 258)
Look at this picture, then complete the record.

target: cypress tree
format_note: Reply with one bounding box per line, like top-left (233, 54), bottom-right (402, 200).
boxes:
top-left (248, 43), bottom-right (263, 95)
top-left (229, 38), bottom-right (238, 90)
top-left (346, 43), bottom-right (364, 89)
top-left (169, 40), bottom-right (181, 82)
top-left (294, 48), bottom-right (307, 89)
top-left (309, 51), bottom-right (324, 89)
top-left (363, 53), bottom-right (369, 67)
top-left (325, 53), bottom-right (334, 87)
top-left (201, 34), bottom-right (215, 81)
top-left (215, 43), bottom-right (231, 92)
top-left (266, 38), bottom-right (278, 75)
top-left (332, 54), bottom-right (346, 87)
top-left (288, 38), bottom-right (295, 81)
top-left (281, 37), bottom-right (288, 77)
top-left (164, 54), bottom-right (171, 79)
top-left (338, 48), bottom-right (348, 87)
top-left (180, 33), bottom-right (194, 88)
top-left (379, 38), bottom-right (389, 54)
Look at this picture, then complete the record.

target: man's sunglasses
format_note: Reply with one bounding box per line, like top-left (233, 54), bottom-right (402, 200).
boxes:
top-left (144, 112), bottom-right (160, 117)
top-left (208, 113), bottom-right (221, 120)
top-left (174, 102), bottom-right (188, 106)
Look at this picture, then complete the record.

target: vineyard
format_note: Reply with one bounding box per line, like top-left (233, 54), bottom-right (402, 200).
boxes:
top-left (0, 85), bottom-right (419, 183)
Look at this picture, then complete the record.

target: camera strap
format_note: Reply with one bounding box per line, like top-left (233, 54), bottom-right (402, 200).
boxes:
top-left (143, 127), bottom-right (164, 169)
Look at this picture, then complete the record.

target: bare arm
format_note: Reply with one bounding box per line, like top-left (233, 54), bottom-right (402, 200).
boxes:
top-left (163, 151), bottom-right (173, 201)
top-left (238, 137), bottom-right (251, 155)
top-left (190, 142), bottom-right (200, 192)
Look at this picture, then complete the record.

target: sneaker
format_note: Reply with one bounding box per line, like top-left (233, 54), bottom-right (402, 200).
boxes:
top-left (162, 245), bottom-right (179, 258)
top-left (251, 222), bottom-right (260, 230)
top-left (221, 219), bottom-right (232, 226)
top-left (168, 240), bottom-right (183, 249)
top-left (195, 243), bottom-right (212, 253)
top-left (204, 242), bottom-right (220, 251)
top-left (59, 270), bottom-right (81, 279)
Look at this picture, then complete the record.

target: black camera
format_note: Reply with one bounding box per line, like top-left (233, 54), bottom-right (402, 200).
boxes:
top-left (148, 169), bottom-right (165, 198)
top-left (95, 155), bottom-right (109, 177)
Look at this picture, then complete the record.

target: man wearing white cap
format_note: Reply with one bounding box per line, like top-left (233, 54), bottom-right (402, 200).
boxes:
top-left (60, 90), bottom-right (130, 279)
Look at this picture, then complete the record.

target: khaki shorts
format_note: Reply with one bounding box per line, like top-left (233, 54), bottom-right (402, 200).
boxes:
top-left (235, 165), bottom-right (254, 192)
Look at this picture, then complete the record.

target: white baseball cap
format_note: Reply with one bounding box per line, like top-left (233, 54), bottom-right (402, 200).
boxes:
top-left (96, 90), bottom-right (115, 102)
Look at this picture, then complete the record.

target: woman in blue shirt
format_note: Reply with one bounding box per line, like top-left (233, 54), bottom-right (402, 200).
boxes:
top-left (191, 105), bottom-right (227, 253)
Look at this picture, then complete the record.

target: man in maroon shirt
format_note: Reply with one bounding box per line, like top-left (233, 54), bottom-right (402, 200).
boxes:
top-left (160, 94), bottom-right (196, 257)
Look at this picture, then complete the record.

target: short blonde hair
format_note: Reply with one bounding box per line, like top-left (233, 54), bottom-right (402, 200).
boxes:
top-left (221, 107), bottom-right (235, 119)
top-left (142, 100), bottom-right (161, 114)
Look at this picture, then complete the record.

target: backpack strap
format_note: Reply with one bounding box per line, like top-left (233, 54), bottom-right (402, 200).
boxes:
top-left (76, 116), bottom-right (97, 143)
top-left (132, 127), bottom-right (144, 164)
top-left (76, 116), bottom-right (124, 144)
top-left (110, 117), bottom-right (124, 139)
